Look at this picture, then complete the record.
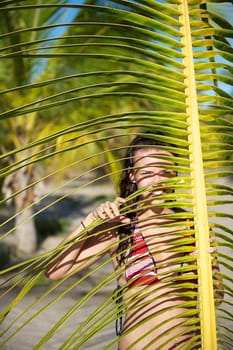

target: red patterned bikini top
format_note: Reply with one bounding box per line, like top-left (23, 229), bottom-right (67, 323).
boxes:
top-left (125, 228), bottom-right (159, 287)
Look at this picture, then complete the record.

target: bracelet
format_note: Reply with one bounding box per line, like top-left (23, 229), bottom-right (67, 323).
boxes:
top-left (81, 221), bottom-right (90, 235)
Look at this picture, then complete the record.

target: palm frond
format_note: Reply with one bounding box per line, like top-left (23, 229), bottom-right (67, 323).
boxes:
top-left (0, 0), bottom-right (232, 349)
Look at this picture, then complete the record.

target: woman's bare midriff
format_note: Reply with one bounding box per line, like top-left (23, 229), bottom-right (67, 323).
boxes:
top-left (118, 283), bottom-right (196, 350)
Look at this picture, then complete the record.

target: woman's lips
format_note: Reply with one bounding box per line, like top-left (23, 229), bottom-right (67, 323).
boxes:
top-left (151, 189), bottom-right (165, 196)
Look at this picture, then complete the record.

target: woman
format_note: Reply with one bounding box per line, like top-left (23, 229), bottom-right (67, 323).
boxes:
top-left (46, 133), bottom-right (218, 349)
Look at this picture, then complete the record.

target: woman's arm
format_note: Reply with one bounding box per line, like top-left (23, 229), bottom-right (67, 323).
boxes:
top-left (209, 236), bottom-right (224, 307)
top-left (212, 256), bottom-right (224, 307)
top-left (45, 213), bottom-right (101, 280)
top-left (45, 197), bottom-right (129, 280)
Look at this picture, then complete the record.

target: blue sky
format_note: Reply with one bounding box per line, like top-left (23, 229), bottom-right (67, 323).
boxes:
top-left (44, 0), bottom-right (84, 38)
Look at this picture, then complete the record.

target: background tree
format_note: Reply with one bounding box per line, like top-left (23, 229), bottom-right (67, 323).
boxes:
top-left (0, 0), bottom-right (154, 255)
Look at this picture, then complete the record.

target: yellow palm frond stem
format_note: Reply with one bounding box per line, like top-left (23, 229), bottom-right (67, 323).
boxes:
top-left (178, 1), bottom-right (217, 349)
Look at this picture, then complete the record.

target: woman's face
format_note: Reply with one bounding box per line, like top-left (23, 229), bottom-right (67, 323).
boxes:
top-left (130, 148), bottom-right (176, 205)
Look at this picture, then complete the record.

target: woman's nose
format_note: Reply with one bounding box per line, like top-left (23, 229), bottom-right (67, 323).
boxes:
top-left (152, 174), bottom-right (163, 183)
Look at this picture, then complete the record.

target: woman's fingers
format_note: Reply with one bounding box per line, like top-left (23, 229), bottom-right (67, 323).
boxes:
top-left (95, 206), bottom-right (107, 220)
top-left (92, 197), bottom-right (129, 223)
top-left (118, 215), bottom-right (131, 224)
top-left (209, 236), bottom-right (217, 254)
top-left (190, 236), bottom-right (217, 257)
top-left (102, 201), bottom-right (117, 218)
top-left (209, 246), bottom-right (217, 254)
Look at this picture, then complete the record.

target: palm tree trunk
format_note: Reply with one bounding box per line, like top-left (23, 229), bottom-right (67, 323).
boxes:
top-left (10, 168), bottom-right (37, 256)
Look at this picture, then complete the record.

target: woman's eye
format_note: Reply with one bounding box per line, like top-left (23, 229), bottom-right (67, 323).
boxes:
top-left (160, 170), bottom-right (176, 177)
top-left (139, 169), bottom-right (176, 177)
top-left (141, 171), bottom-right (152, 175)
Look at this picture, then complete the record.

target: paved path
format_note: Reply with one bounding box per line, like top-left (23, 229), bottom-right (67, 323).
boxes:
top-left (0, 265), bottom-right (117, 350)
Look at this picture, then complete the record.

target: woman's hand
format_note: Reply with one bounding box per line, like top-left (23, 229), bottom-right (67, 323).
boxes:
top-left (190, 236), bottom-right (217, 257)
top-left (91, 197), bottom-right (130, 224)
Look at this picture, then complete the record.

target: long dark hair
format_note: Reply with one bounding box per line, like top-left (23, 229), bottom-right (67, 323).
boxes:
top-left (117, 132), bottom-right (174, 264)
